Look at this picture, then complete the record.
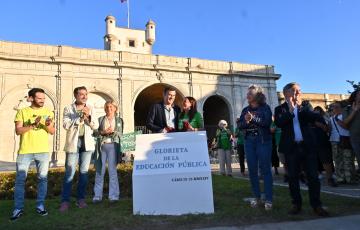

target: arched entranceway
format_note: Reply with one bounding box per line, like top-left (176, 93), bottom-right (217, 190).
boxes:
top-left (203, 95), bottom-right (231, 142)
top-left (134, 83), bottom-right (184, 133)
top-left (87, 92), bottom-right (113, 119)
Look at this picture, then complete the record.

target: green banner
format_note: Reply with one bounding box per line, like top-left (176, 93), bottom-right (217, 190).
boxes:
top-left (120, 130), bottom-right (142, 152)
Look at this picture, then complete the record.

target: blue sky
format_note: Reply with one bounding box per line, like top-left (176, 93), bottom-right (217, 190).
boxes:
top-left (0, 0), bottom-right (359, 94)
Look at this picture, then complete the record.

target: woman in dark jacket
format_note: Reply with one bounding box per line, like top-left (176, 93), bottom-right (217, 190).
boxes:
top-left (313, 106), bottom-right (337, 187)
top-left (239, 85), bottom-right (273, 210)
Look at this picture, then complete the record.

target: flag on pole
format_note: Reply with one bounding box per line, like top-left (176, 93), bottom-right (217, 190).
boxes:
top-left (120, 0), bottom-right (130, 28)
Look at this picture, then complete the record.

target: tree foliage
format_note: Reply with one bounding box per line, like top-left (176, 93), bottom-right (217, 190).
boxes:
top-left (347, 80), bottom-right (360, 93)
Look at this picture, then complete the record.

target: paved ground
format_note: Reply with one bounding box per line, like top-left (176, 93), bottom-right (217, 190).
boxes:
top-left (0, 161), bottom-right (16, 171)
top-left (212, 164), bottom-right (360, 199)
top-left (0, 161), bottom-right (58, 172)
top-left (194, 214), bottom-right (360, 230)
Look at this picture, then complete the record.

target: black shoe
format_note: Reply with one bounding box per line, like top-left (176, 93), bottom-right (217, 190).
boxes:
top-left (283, 175), bottom-right (289, 183)
top-left (356, 169), bottom-right (360, 175)
top-left (274, 168), bottom-right (279, 175)
top-left (10, 209), bottom-right (24, 221)
top-left (109, 199), bottom-right (119, 204)
top-left (36, 207), bottom-right (48, 216)
top-left (300, 173), bottom-right (307, 185)
top-left (328, 178), bottom-right (338, 187)
top-left (288, 205), bottom-right (302, 215)
top-left (314, 207), bottom-right (330, 217)
top-left (348, 179), bottom-right (359, 185)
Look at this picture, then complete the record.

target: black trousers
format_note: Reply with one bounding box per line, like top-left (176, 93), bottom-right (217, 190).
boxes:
top-left (237, 144), bottom-right (245, 173)
top-left (272, 145), bottom-right (280, 168)
top-left (285, 142), bottom-right (322, 209)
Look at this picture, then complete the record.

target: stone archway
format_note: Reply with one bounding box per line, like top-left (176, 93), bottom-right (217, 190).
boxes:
top-left (203, 95), bottom-right (231, 142)
top-left (87, 92), bottom-right (114, 119)
top-left (133, 83), bottom-right (184, 133)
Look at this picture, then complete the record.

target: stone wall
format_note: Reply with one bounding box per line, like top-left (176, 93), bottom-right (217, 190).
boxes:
top-left (0, 40), bottom-right (280, 165)
top-left (277, 92), bottom-right (349, 109)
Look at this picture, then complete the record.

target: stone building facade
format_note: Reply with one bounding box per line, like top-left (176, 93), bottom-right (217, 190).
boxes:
top-left (104, 16), bottom-right (156, 54)
top-left (0, 16), bottom-right (280, 166)
top-left (277, 92), bottom-right (349, 109)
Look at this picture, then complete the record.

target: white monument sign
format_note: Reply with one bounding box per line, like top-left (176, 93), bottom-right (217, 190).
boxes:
top-left (132, 131), bottom-right (214, 215)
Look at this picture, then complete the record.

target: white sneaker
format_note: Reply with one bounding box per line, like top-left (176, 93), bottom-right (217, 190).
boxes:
top-left (36, 205), bottom-right (48, 216)
top-left (92, 197), bottom-right (102, 203)
top-left (250, 199), bottom-right (261, 208)
top-left (10, 209), bottom-right (24, 221)
top-left (264, 202), bottom-right (273, 211)
top-left (109, 198), bottom-right (119, 203)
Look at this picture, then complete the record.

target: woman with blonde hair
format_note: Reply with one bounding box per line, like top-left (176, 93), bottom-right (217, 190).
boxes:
top-left (93, 100), bottom-right (124, 203)
top-left (239, 84), bottom-right (273, 210)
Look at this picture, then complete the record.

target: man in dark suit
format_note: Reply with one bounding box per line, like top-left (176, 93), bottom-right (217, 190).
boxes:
top-left (146, 87), bottom-right (181, 133)
top-left (274, 82), bottom-right (329, 217)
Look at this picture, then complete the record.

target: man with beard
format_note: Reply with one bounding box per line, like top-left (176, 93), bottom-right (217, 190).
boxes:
top-left (60, 86), bottom-right (98, 211)
top-left (11, 88), bottom-right (55, 221)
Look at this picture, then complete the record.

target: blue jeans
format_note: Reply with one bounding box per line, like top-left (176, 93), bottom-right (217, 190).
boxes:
top-left (14, 153), bottom-right (49, 210)
top-left (245, 135), bottom-right (273, 202)
top-left (61, 138), bottom-right (93, 202)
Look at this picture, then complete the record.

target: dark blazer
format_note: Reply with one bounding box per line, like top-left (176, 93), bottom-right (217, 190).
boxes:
top-left (274, 102), bottom-right (321, 154)
top-left (146, 102), bottom-right (181, 133)
top-left (238, 103), bottom-right (273, 141)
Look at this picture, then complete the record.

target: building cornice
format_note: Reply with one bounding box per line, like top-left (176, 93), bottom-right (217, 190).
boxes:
top-left (0, 40), bottom-right (281, 79)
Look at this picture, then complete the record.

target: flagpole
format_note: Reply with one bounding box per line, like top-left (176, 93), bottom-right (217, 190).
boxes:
top-left (127, 0), bottom-right (130, 28)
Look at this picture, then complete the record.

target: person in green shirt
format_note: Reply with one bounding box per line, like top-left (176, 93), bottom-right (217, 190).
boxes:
top-left (178, 96), bottom-right (204, 131)
top-left (216, 120), bottom-right (233, 176)
top-left (234, 118), bottom-right (245, 176)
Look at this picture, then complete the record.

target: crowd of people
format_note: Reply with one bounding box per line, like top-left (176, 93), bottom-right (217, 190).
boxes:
top-left (9, 83), bottom-right (360, 221)
top-left (211, 83), bottom-right (360, 215)
top-left (10, 86), bottom-right (205, 221)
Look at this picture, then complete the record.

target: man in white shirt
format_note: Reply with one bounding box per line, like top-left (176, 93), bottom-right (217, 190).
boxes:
top-left (146, 87), bottom-right (181, 133)
top-left (60, 86), bottom-right (98, 212)
top-left (275, 82), bottom-right (329, 217)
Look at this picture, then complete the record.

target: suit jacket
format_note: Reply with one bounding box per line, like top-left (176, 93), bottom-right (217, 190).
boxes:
top-left (274, 102), bottom-right (321, 155)
top-left (146, 102), bottom-right (181, 133)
